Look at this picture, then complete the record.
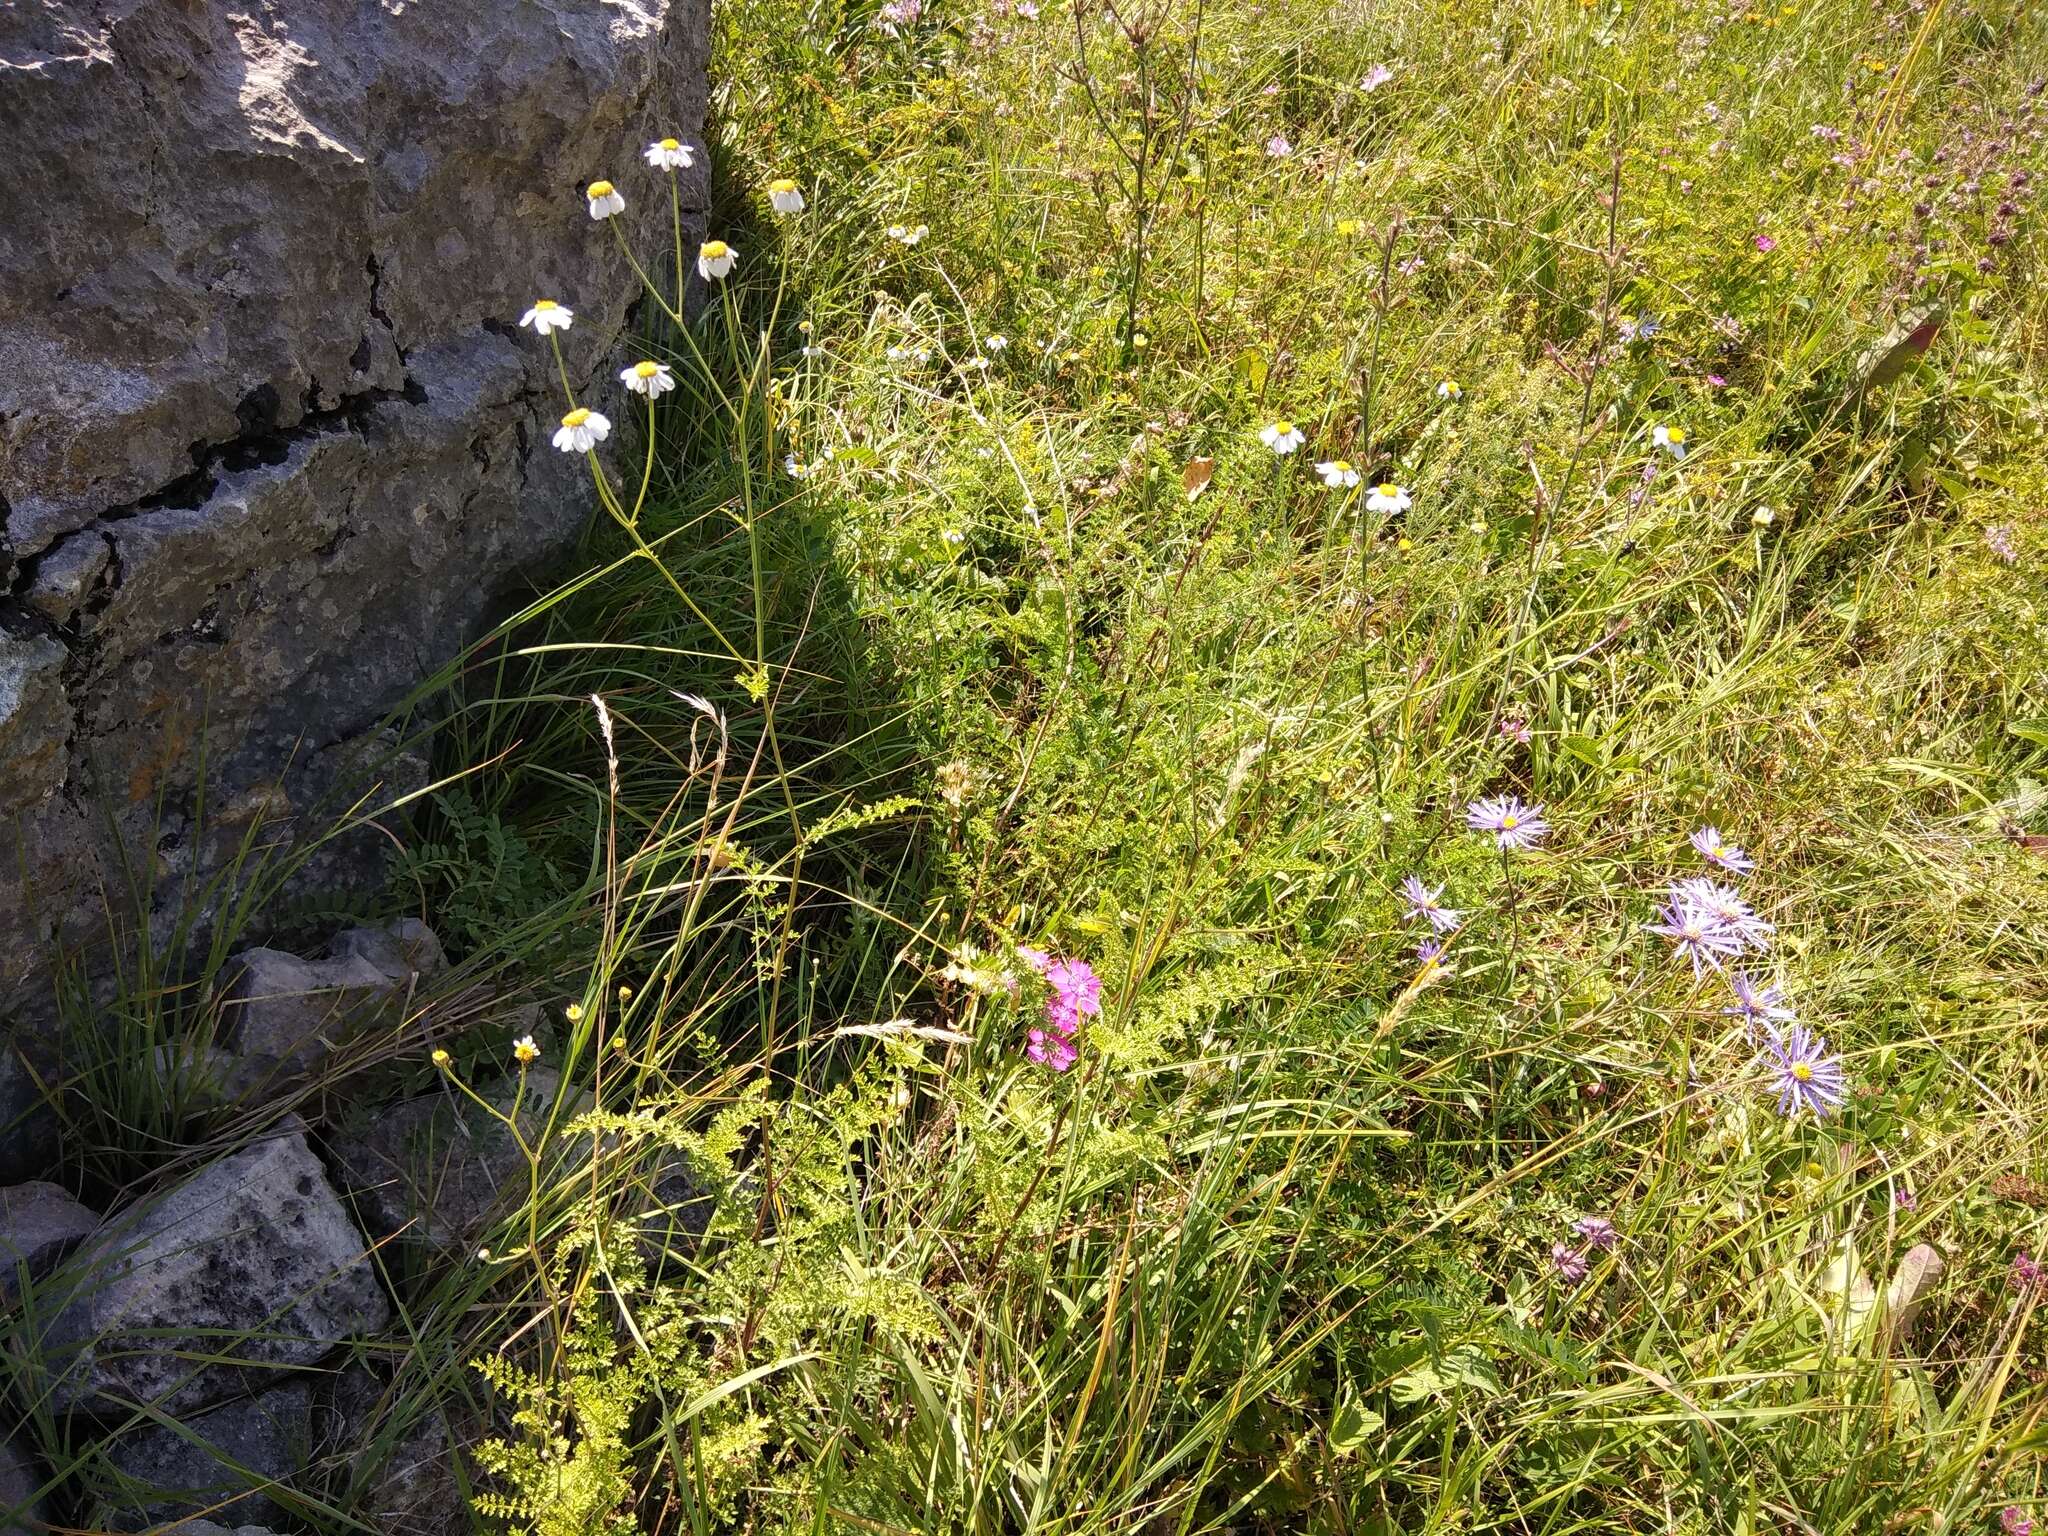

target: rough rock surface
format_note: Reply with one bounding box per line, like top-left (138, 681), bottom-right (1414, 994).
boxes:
top-left (0, 1180), bottom-right (98, 1298)
top-left (0, 0), bottom-right (712, 1001)
top-left (0, 1434), bottom-right (50, 1533)
top-left (327, 1069), bottom-right (572, 1259)
top-left (94, 1376), bottom-right (312, 1529)
top-left (39, 1121), bottom-right (391, 1416)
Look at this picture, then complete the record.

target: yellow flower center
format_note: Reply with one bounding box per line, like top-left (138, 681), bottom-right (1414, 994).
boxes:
top-left (587, 180), bottom-right (615, 199)
top-left (1330, 460), bottom-right (1351, 472)
top-left (770, 178), bottom-right (799, 194)
top-left (702, 240), bottom-right (730, 258)
top-left (533, 299), bottom-right (558, 311)
top-left (1274, 420), bottom-right (1294, 434)
top-left (1501, 815), bottom-right (1519, 830)
top-left (1376, 483), bottom-right (1400, 496)
top-left (659, 137), bottom-right (681, 151)
top-left (1666, 426), bottom-right (1687, 444)
top-left (562, 408), bottom-right (591, 427)
top-left (634, 361), bottom-right (660, 379)
top-left (1792, 1063), bottom-right (1813, 1082)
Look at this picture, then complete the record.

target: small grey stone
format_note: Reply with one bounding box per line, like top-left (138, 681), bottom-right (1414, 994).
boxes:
top-left (160, 1524), bottom-right (283, 1536)
top-left (327, 1070), bottom-right (573, 1259)
top-left (219, 947), bottom-right (398, 1071)
top-left (0, 1181), bottom-right (98, 1299)
top-left (93, 1377), bottom-right (311, 1529)
top-left (0, 1434), bottom-right (51, 1534)
top-left (25, 532), bottom-right (112, 627)
top-left (39, 1123), bottom-right (392, 1417)
top-left (328, 919), bottom-right (448, 985)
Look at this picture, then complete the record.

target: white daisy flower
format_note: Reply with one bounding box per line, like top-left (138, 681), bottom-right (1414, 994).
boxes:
top-left (697, 240), bottom-right (736, 280)
top-left (783, 453), bottom-right (812, 479)
top-left (1436, 380), bottom-right (1462, 400)
top-left (645, 137), bottom-right (695, 170)
top-left (620, 360), bottom-right (676, 397)
top-left (1365, 481), bottom-right (1412, 513)
top-left (1652, 423), bottom-right (1688, 460)
top-left (886, 223), bottom-right (929, 246)
top-left (552, 407), bottom-right (610, 453)
top-left (1315, 459), bottom-right (1362, 489)
top-left (985, 334), bottom-right (1009, 351)
top-left (519, 299), bottom-right (574, 336)
top-left (801, 344), bottom-right (825, 359)
top-left (768, 178), bottom-right (806, 214)
top-left (1259, 420), bottom-right (1306, 454)
top-left (585, 179), bottom-right (625, 220)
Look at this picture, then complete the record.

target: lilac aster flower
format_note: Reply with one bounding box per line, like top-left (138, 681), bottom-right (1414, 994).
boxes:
top-left (1264, 133), bottom-right (1293, 158)
top-left (1987, 524), bottom-right (2019, 563)
top-left (1551, 1242), bottom-right (1589, 1284)
top-left (1690, 825), bottom-right (1756, 875)
top-left (1763, 1023), bottom-right (1846, 1119)
top-left (1674, 876), bottom-right (1773, 953)
top-left (1893, 1187), bottom-right (1917, 1211)
top-left (1723, 971), bottom-right (1795, 1034)
top-left (2012, 1251), bottom-right (2045, 1293)
top-left (1648, 886), bottom-right (1745, 976)
top-left (1466, 795), bottom-right (1549, 850)
top-left (1359, 63), bottom-right (1394, 92)
top-left (1572, 1216), bottom-right (1618, 1252)
top-left (1399, 875), bottom-right (1464, 932)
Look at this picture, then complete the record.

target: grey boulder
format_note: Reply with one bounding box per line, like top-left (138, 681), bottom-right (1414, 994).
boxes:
top-left (0, 1181), bottom-right (98, 1299)
top-left (327, 920), bottom-right (448, 985)
top-left (218, 947), bottom-right (398, 1071)
top-left (92, 1377), bottom-right (311, 1529)
top-left (37, 1122), bottom-right (391, 1416)
top-left (0, 0), bottom-right (713, 1006)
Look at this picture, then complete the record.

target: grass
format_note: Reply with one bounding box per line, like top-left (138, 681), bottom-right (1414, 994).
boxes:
top-left (15, 0), bottom-right (2048, 1530)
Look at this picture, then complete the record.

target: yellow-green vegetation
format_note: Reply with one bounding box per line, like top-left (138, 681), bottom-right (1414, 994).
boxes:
top-left (291, 0), bottom-right (2048, 1530)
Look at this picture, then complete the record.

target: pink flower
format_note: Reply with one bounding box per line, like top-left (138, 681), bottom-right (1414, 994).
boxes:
top-left (1705, 373), bottom-right (1727, 388)
top-left (1360, 64), bottom-right (1394, 92)
top-left (2003, 1508), bottom-right (2033, 1536)
top-left (1753, 234), bottom-right (1777, 252)
top-left (1265, 133), bottom-right (1293, 158)
top-left (1021, 953), bottom-right (1103, 1071)
top-left (1044, 956), bottom-right (1103, 1031)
